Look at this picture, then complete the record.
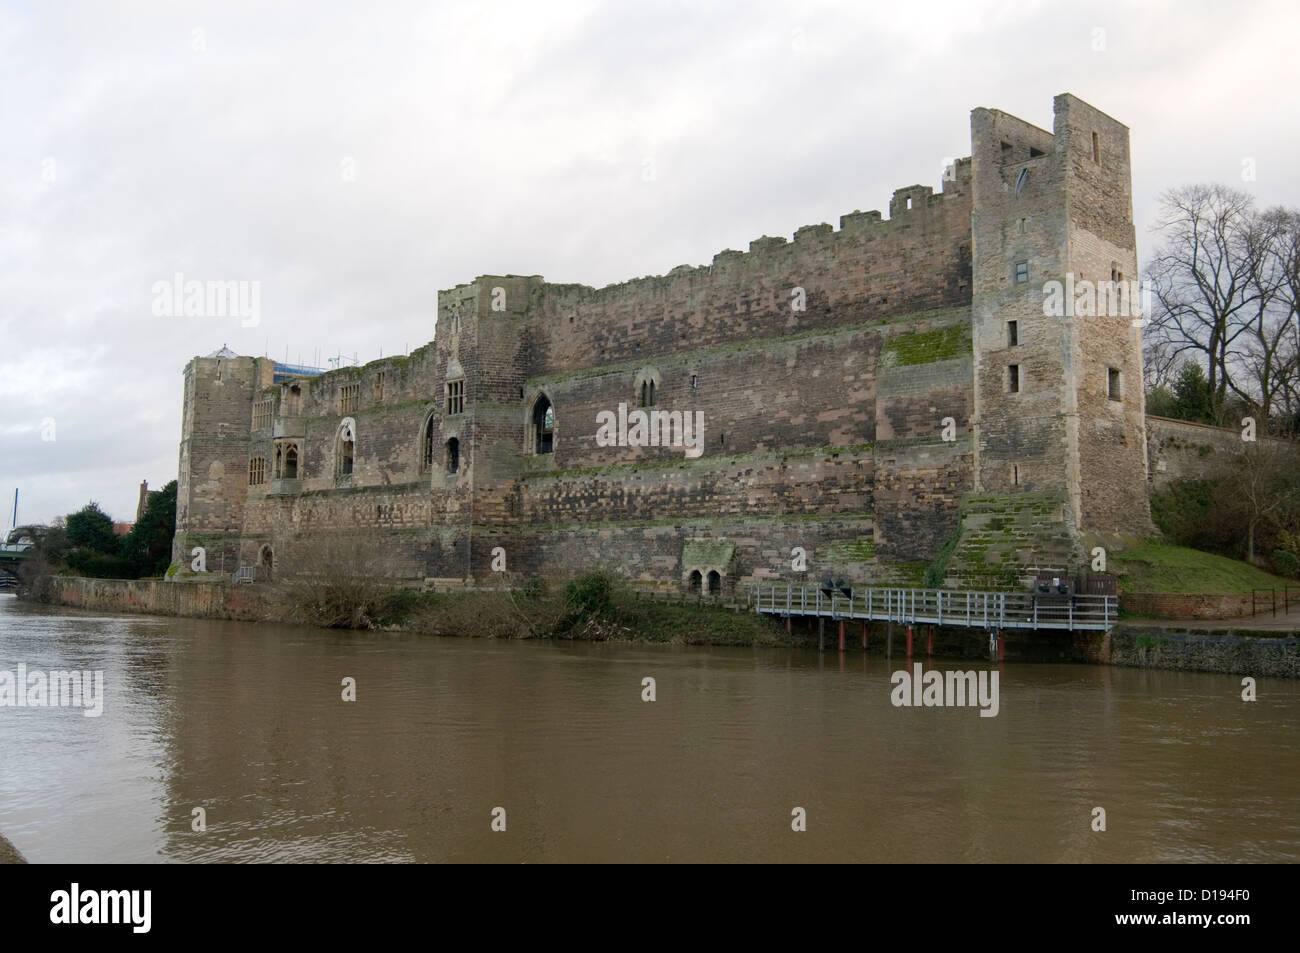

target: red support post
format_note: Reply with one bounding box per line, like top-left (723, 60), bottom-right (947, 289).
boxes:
top-left (786, 616), bottom-right (792, 634)
top-left (997, 629), bottom-right (1005, 662)
top-left (927, 626), bottom-right (934, 657)
top-left (905, 625), bottom-right (913, 658)
top-left (838, 620), bottom-right (846, 653)
top-left (862, 622), bottom-right (868, 650)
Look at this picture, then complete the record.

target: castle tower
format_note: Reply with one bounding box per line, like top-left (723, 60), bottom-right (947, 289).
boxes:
top-left (970, 94), bottom-right (1151, 557)
top-left (428, 275), bottom-right (534, 581)
top-left (171, 352), bottom-right (271, 575)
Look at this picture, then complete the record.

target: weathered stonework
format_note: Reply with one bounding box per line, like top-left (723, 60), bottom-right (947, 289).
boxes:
top-left (171, 95), bottom-right (1159, 592)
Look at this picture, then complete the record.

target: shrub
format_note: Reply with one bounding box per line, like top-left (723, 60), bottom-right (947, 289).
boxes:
top-left (1272, 550), bottom-right (1300, 578)
top-left (564, 572), bottom-right (615, 617)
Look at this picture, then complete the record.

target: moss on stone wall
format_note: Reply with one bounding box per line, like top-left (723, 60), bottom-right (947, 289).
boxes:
top-left (879, 325), bottom-right (970, 368)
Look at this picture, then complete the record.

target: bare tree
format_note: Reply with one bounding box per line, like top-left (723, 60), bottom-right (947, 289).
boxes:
top-left (1145, 185), bottom-right (1265, 422)
top-left (269, 530), bottom-right (407, 628)
top-left (1226, 438), bottom-right (1300, 562)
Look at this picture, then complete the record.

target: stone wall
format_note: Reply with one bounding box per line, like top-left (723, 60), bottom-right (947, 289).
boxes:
top-left (1144, 415), bottom-right (1248, 492)
top-left (40, 576), bottom-right (268, 621)
top-left (1121, 591), bottom-right (1259, 620)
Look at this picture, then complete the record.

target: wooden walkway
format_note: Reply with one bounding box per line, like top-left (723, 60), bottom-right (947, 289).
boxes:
top-left (752, 585), bottom-right (1116, 632)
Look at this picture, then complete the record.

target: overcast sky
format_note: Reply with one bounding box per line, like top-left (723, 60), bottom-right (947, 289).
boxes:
top-left (3, 0), bottom-right (1298, 528)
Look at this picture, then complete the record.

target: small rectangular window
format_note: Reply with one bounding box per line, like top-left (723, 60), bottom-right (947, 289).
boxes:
top-left (1108, 367), bottom-right (1122, 401)
top-left (1007, 320), bottom-right (1018, 347)
top-left (375, 372), bottom-right (385, 402)
top-left (1014, 261), bottom-right (1029, 284)
top-left (1092, 131), bottom-right (1100, 164)
top-left (446, 379), bottom-right (465, 416)
top-left (1008, 364), bottom-right (1020, 393)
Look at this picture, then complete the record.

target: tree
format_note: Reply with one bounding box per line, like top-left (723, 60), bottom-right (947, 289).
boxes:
top-left (121, 481), bottom-right (177, 578)
top-left (1145, 185), bottom-right (1300, 429)
top-left (1226, 439), bottom-right (1300, 562)
top-left (1170, 360), bottom-right (1213, 423)
top-left (65, 502), bottom-right (118, 554)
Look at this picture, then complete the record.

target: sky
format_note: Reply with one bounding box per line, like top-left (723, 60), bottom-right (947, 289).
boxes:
top-left (3, 0), bottom-right (1298, 528)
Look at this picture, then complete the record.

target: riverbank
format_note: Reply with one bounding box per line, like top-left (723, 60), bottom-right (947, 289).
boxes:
top-left (0, 831), bottom-right (27, 864)
top-left (19, 575), bottom-right (1300, 675)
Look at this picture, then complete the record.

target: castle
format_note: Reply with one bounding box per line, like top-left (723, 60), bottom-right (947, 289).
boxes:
top-left (170, 94), bottom-right (1160, 594)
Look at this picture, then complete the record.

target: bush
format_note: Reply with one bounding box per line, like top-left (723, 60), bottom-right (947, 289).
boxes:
top-left (1272, 550), bottom-right (1300, 578)
top-left (564, 572), bottom-right (615, 617)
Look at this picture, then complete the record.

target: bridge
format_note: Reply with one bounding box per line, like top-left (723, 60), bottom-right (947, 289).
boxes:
top-left (751, 584), bottom-right (1116, 652)
top-left (0, 545), bottom-right (29, 588)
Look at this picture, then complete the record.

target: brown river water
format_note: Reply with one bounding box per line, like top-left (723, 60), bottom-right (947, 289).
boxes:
top-left (1, 594), bottom-right (1297, 863)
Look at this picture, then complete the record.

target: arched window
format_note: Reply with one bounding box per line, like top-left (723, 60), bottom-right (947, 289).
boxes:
top-left (446, 437), bottom-right (460, 473)
top-left (688, 570), bottom-right (702, 593)
top-left (635, 369), bottom-right (659, 408)
top-left (284, 445), bottom-right (298, 479)
top-left (421, 415), bottom-right (436, 472)
top-left (336, 419), bottom-right (355, 480)
top-left (274, 445), bottom-right (283, 478)
top-left (707, 570), bottom-right (721, 595)
top-left (532, 395), bottom-right (554, 454)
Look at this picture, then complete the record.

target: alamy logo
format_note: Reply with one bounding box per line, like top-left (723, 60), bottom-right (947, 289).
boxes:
top-left (50, 884), bottom-right (151, 933)
top-left (0, 664), bottom-right (104, 717)
top-left (1042, 275), bottom-right (1152, 320)
top-left (890, 663), bottom-right (999, 717)
top-left (151, 272), bottom-right (261, 327)
top-left (595, 403), bottom-right (704, 458)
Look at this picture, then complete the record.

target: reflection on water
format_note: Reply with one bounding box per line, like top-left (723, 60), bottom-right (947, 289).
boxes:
top-left (1, 593), bottom-right (1297, 863)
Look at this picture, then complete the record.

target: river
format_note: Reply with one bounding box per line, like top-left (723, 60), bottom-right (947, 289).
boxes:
top-left (1, 594), bottom-right (1296, 863)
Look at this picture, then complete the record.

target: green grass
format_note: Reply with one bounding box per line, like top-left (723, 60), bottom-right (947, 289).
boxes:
top-left (1112, 543), bottom-right (1295, 595)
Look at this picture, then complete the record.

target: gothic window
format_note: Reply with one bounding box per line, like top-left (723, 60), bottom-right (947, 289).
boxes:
top-left (340, 383), bottom-right (359, 415)
top-left (248, 457), bottom-right (267, 485)
top-left (284, 445), bottom-right (298, 479)
top-left (337, 420), bottom-right (355, 479)
top-left (421, 415), bottom-right (436, 472)
top-left (446, 437), bottom-right (460, 473)
top-left (532, 395), bottom-right (554, 454)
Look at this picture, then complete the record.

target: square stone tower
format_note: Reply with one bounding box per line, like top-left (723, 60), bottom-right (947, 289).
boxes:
top-left (970, 94), bottom-right (1151, 548)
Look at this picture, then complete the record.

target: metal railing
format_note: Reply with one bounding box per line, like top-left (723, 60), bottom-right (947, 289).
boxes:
top-left (751, 584), bottom-right (1115, 631)
top-left (1252, 587), bottom-right (1296, 618)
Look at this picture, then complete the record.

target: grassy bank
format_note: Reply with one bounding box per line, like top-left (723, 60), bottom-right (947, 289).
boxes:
top-left (1110, 543), bottom-right (1295, 594)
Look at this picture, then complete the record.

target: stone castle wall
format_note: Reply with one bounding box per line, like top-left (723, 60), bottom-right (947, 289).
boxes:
top-left (170, 96), bottom-right (1167, 594)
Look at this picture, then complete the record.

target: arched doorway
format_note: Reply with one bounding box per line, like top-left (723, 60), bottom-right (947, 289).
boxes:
top-left (532, 395), bottom-right (554, 454)
top-left (706, 570), bottom-right (721, 595)
top-left (688, 569), bottom-right (702, 593)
